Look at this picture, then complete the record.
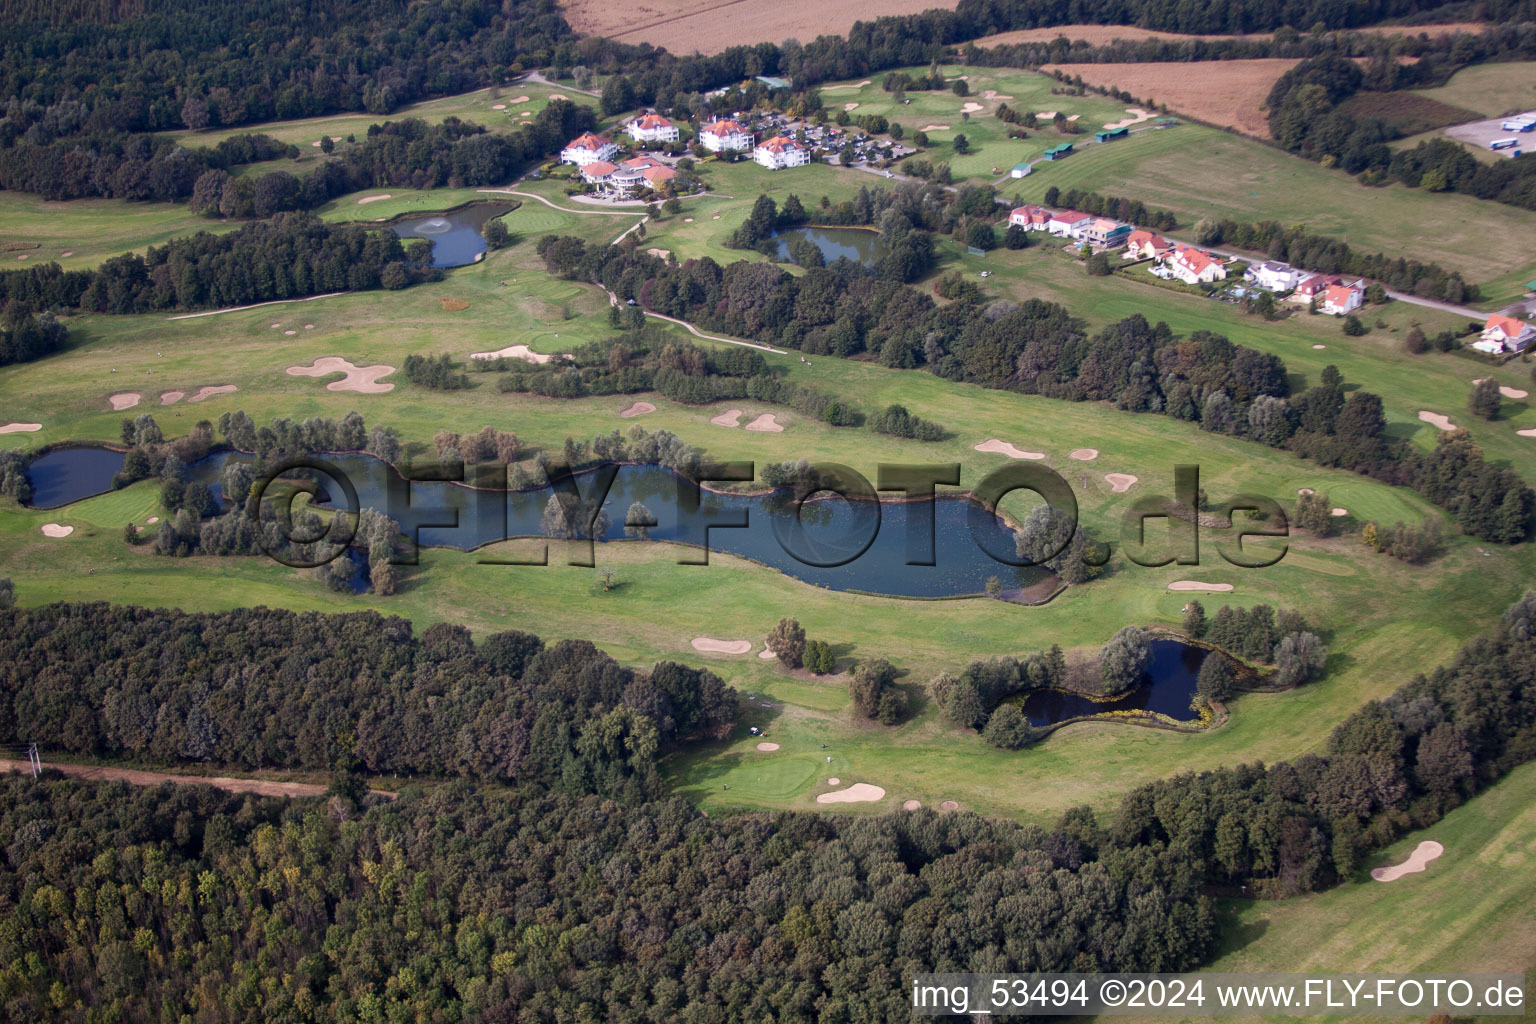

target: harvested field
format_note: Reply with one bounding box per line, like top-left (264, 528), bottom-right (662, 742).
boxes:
top-left (559, 0), bottom-right (960, 54)
top-left (1041, 59), bottom-right (1302, 136)
top-left (974, 22), bottom-right (1484, 49)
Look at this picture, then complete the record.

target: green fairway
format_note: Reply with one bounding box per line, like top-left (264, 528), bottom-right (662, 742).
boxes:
top-left (0, 191), bottom-right (241, 271)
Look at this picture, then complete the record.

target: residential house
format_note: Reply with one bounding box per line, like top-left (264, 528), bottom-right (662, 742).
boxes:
top-left (1167, 244), bottom-right (1227, 285)
top-left (1321, 280), bottom-right (1365, 316)
top-left (700, 119), bottom-right (753, 152)
top-left (579, 160), bottom-right (618, 185)
top-left (752, 135), bottom-right (810, 169)
top-left (1080, 218), bottom-right (1132, 248)
top-left (1291, 273), bottom-right (1341, 304)
top-left (628, 113), bottom-right (679, 145)
top-left (1244, 260), bottom-right (1300, 293)
top-left (1123, 230), bottom-right (1169, 260)
top-left (1008, 205), bottom-right (1051, 230)
top-left (560, 132), bottom-right (619, 166)
top-left (1474, 313), bottom-right (1535, 354)
top-left (1046, 209), bottom-right (1091, 237)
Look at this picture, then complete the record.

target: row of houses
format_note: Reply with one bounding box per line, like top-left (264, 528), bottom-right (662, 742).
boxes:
top-left (561, 116), bottom-right (812, 178)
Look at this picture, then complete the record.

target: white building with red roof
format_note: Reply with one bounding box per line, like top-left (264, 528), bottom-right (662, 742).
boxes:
top-left (1124, 229), bottom-right (1169, 259)
top-left (610, 155), bottom-right (677, 193)
top-left (628, 113), bottom-right (679, 145)
top-left (1321, 280), bottom-right (1365, 316)
top-left (1008, 205), bottom-right (1051, 230)
top-left (560, 132), bottom-right (619, 166)
top-left (579, 160), bottom-right (618, 184)
top-left (752, 135), bottom-right (810, 169)
top-left (1475, 313), bottom-right (1535, 354)
top-left (1292, 273), bottom-right (1341, 303)
top-left (1167, 244), bottom-right (1227, 285)
top-left (1046, 209), bottom-right (1091, 237)
top-left (700, 119), bottom-right (753, 152)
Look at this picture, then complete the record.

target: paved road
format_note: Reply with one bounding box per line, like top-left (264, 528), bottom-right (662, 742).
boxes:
top-left (1, 758), bottom-right (395, 799)
top-left (521, 71), bottom-right (600, 98)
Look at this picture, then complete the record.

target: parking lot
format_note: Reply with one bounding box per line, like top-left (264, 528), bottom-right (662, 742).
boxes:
top-left (1444, 110), bottom-right (1536, 157)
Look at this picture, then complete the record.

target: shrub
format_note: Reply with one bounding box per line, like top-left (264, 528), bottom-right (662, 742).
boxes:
top-left (767, 617), bottom-right (806, 668)
top-left (982, 704), bottom-right (1034, 748)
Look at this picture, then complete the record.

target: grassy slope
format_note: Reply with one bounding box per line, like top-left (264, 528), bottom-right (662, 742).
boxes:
top-left (820, 65), bottom-right (1536, 296)
top-left (1411, 62), bottom-right (1536, 118)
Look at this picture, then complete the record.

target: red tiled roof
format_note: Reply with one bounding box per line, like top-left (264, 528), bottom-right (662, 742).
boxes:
top-left (1173, 245), bottom-right (1217, 274)
top-left (757, 135), bottom-right (803, 152)
top-left (1051, 209), bottom-right (1091, 223)
top-left (641, 166), bottom-right (676, 183)
top-left (582, 160), bottom-right (617, 176)
top-left (635, 114), bottom-right (673, 129)
top-left (1128, 230), bottom-right (1168, 248)
top-left (567, 133), bottom-right (610, 151)
top-left (1485, 314), bottom-right (1530, 337)
top-left (1324, 284), bottom-right (1356, 306)
top-left (703, 120), bottom-right (747, 136)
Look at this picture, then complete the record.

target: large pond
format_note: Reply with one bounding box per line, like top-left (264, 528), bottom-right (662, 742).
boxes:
top-left (24, 449), bottom-right (1053, 599)
top-left (772, 226), bottom-right (886, 266)
top-left (1011, 639), bottom-right (1207, 727)
top-left (391, 203), bottom-right (513, 268)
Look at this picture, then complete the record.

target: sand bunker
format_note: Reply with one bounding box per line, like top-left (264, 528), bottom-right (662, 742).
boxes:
top-left (619, 401), bottom-right (655, 418)
top-left (691, 637), bottom-right (752, 654)
top-left (1520, 428), bottom-right (1536, 438)
top-left (491, 103), bottom-right (507, 110)
top-left (959, 102), bottom-right (984, 114)
top-left (60, 251), bottom-right (72, 257)
top-left (1037, 110), bottom-right (1058, 120)
top-left (822, 80), bottom-right (871, 91)
top-left (919, 123), bottom-right (951, 131)
top-left (109, 392), bottom-right (141, 411)
top-left (471, 344), bottom-right (551, 364)
top-left (1105, 473), bottom-right (1139, 492)
top-left (159, 391), bottom-right (184, 405)
top-left (843, 102), bottom-right (859, 111)
top-left (974, 438), bottom-right (1045, 459)
top-left (1069, 448), bottom-right (1099, 461)
top-left (286, 356), bottom-right (395, 393)
top-left (1297, 487), bottom-right (1315, 495)
top-left (683, 217), bottom-right (694, 222)
top-left (1331, 507), bottom-right (1348, 517)
top-left (40, 524), bottom-right (73, 538)
top-left (645, 248), bottom-right (671, 259)
top-left (1475, 378), bottom-right (1529, 399)
top-left (284, 329), bottom-right (297, 335)
top-left (357, 194), bottom-right (392, 204)
top-left (710, 408), bottom-right (743, 427)
top-left (979, 89), bottom-right (1014, 100)
top-left (902, 799), bottom-right (922, 810)
top-left (756, 742), bottom-right (780, 751)
top-left (510, 95), bottom-right (530, 103)
top-left (188, 384), bottom-right (237, 403)
top-left (1312, 344), bottom-right (1327, 349)
top-left (745, 413), bottom-right (783, 432)
top-left (827, 778), bottom-right (840, 786)
top-left (1167, 580), bottom-right (1234, 592)
top-left (939, 800), bottom-right (960, 811)
top-left (758, 646), bottom-right (777, 660)
top-left (1371, 840), bottom-right (1444, 882)
top-left (0, 422), bottom-right (41, 434)
top-left (816, 783), bottom-right (886, 804)
top-left (1102, 106), bottom-right (1153, 130)
top-left (1419, 411), bottom-right (1455, 431)
top-left (145, 516), bottom-right (159, 524)
top-left (304, 324), bottom-right (314, 329)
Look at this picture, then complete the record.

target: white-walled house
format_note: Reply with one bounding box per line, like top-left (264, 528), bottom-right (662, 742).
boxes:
top-left (700, 119), bottom-right (753, 152)
top-left (1124, 229), bottom-right (1169, 259)
top-left (560, 132), bottom-right (619, 166)
top-left (1167, 245), bottom-right (1227, 285)
top-left (1475, 313), bottom-right (1535, 354)
top-left (752, 135), bottom-right (810, 169)
top-left (1047, 210), bottom-right (1091, 237)
top-left (1009, 205), bottom-right (1050, 230)
top-left (1321, 280), bottom-right (1365, 316)
top-left (1244, 260), bottom-right (1300, 292)
top-left (628, 113), bottom-right (680, 145)
top-left (579, 160), bottom-right (618, 184)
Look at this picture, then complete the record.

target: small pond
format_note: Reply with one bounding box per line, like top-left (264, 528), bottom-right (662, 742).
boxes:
top-left (772, 226), bottom-right (886, 266)
top-left (26, 447), bottom-right (127, 509)
top-left (391, 203), bottom-right (513, 268)
top-left (1011, 639), bottom-right (1208, 727)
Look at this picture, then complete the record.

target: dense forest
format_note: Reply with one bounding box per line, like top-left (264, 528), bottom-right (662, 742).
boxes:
top-left (536, 187), bottom-right (1533, 543)
top-left (0, 130), bottom-right (294, 202)
top-left (0, 306), bottom-right (66, 367)
top-left (0, 589), bottom-right (1532, 1019)
top-left (0, 213), bottom-right (431, 314)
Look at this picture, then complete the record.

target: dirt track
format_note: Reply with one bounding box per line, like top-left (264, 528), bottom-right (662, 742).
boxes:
top-left (0, 759), bottom-right (394, 799)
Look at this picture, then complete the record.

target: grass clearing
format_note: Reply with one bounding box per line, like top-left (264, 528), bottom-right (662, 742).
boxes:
top-left (1412, 61), bottom-right (1536, 118)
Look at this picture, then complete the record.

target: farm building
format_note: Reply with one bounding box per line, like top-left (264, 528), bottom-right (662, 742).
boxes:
top-left (1081, 218), bottom-right (1132, 248)
top-left (1166, 245), bottom-right (1227, 285)
top-left (561, 132), bottom-right (619, 166)
top-left (1042, 143), bottom-right (1074, 160)
top-left (1009, 205), bottom-right (1051, 230)
top-left (1124, 230), bottom-right (1169, 259)
top-left (752, 136), bottom-right (811, 169)
top-left (1474, 314), bottom-right (1534, 354)
top-left (1094, 127), bottom-right (1128, 143)
top-left (628, 113), bottom-right (679, 145)
top-left (1321, 280), bottom-right (1366, 316)
top-left (700, 119), bottom-right (753, 152)
top-left (1244, 261), bottom-right (1300, 292)
top-left (1047, 209), bottom-right (1091, 236)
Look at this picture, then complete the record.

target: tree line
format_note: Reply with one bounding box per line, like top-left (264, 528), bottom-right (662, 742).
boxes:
top-left (0, 212), bottom-right (433, 314)
top-left (0, 305), bottom-right (66, 367)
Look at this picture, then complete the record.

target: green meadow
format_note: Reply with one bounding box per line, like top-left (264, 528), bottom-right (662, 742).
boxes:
top-left (1411, 61), bottom-right (1536, 118)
